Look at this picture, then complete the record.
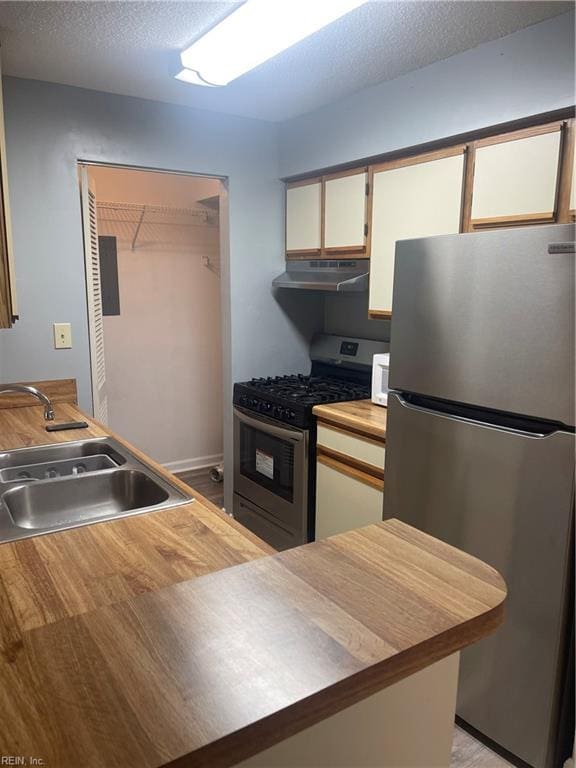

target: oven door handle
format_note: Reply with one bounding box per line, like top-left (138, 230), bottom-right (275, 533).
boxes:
top-left (234, 407), bottom-right (304, 442)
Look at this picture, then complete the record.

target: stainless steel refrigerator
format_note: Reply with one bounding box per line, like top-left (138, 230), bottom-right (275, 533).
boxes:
top-left (383, 224), bottom-right (575, 768)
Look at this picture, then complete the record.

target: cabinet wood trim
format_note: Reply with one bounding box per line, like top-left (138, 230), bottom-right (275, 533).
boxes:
top-left (286, 248), bottom-right (322, 257)
top-left (286, 177), bottom-right (323, 189)
top-left (0, 201), bottom-right (10, 327)
top-left (473, 121), bottom-right (563, 149)
top-left (471, 212), bottom-right (555, 230)
top-left (461, 145), bottom-right (476, 233)
top-left (0, 52), bottom-right (15, 328)
top-left (317, 448), bottom-right (385, 490)
top-left (368, 309), bottom-right (392, 320)
top-left (371, 144), bottom-right (466, 175)
top-left (323, 245), bottom-right (367, 255)
top-left (323, 167), bottom-right (368, 182)
top-left (365, 165), bottom-right (375, 290)
top-left (320, 176), bottom-right (326, 251)
top-left (317, 419), bottom-right (385, 446)
top-left (557, 119), bottom-right (575, 223)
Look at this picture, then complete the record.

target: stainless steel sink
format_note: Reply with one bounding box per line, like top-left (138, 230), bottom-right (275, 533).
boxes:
top-left (0, 437), bottom-right (194, 543)
top-left (0, 439), bottom-right (126, 472)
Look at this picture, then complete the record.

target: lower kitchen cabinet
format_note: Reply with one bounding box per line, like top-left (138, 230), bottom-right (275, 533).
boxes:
top-left (316, 457), bottom-right (384, 540)
top-left (314, 416), bottom-right (385, 540)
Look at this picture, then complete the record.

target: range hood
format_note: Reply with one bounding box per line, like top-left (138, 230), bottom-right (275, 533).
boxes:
top-left (272, 259), bottom-right (369, 292)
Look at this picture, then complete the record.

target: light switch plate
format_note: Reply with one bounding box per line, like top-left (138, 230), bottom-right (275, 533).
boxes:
top-left (53, 322), bottom-right (72, 349)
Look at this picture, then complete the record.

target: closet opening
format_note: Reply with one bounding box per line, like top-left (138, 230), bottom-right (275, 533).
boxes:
top-left (78, 162), bottom-right (225, 508)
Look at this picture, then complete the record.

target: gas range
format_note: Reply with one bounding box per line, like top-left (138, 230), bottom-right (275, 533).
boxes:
top-left (233, 374), bottom-right (371, 429)
top-left (232, 334), bottom-right (389, 551)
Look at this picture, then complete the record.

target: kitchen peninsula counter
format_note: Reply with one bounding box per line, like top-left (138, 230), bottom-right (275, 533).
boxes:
top-left (0, 403), bottom-right (506, 768)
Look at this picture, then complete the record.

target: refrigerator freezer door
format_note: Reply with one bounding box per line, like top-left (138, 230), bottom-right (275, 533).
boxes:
top-left (383, 392), bottom-right (575, 768)
top-left (389, 224), bottom-right (575, 426)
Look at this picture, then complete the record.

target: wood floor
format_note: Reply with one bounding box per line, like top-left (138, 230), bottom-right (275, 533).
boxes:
top-left (452, 726), bottom-right (515, 768)
top-left (177, 467), bottom-right (224, 509)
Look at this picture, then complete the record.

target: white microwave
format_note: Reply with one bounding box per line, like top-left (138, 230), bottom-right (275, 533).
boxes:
top-left (371, 353), bottom-right (390, 406)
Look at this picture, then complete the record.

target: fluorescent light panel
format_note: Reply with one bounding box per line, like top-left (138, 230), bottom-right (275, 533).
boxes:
top-left (178, 0), bottom-right (367, 87)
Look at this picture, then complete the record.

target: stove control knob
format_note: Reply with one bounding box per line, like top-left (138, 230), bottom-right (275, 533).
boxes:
top-left (273, 406), bottom-right (284, 419)
top-left (239, 394), bottom-right (247, 406)
top-left (287, 410), bottom-right (296, 421)
top-left (262, 401), bottom-right (271, 412)
top-left (250, 398), bottom-right (259, 408)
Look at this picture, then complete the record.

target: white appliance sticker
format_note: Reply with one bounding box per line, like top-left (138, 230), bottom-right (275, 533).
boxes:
top-left (255, 449), bottom-right (274, 480)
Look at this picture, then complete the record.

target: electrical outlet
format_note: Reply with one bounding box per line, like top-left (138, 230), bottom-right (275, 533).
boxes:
top-left (53, 323), bottom-right (72, 349)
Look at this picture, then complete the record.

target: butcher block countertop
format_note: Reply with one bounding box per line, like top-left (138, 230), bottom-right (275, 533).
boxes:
top-left (313, 398), bottom-right (387, 440)
top-left (0, 403), bottom-right (506, 768)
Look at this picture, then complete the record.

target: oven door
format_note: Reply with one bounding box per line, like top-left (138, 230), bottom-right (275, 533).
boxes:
top-left (233, 407), bottom-right (308, 539)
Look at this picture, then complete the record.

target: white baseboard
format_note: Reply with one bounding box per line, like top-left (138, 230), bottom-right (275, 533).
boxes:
top-left (163, 454), bottom-right (223, 475)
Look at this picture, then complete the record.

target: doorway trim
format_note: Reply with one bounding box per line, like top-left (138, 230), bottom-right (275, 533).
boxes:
top-left (77, 159), bottom-right (229, 427)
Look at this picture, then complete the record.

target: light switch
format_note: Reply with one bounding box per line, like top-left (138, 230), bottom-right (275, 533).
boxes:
top-left (53, 322), bottom-right (72, 349)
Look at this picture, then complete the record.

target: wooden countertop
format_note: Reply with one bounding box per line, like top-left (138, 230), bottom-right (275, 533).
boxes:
top-left (0, 403), bottom-right (273, 633)
top-left (313, 399), bottom-right (387, 441)
top-left (0, 403), bottom-right (506, 768)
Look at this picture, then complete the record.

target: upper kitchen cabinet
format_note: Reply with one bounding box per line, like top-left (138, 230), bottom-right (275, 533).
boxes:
top-left (560, 119), bottom-right (575, 222)
top-left (368, 148), bottom-right (465, 317)
top-left (285, 169), bottom-right (368, 258)
top-left (0, 53), bottom-right (17, 328)
top-left (286, 178), bottom-right (322, 255)
top-left (470, 125), bottom-right (562, 229)
top-left (324, 169), bottom-right (368, 254)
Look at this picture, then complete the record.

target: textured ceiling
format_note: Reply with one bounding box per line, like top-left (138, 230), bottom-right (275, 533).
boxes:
top-left (0, 1), bottom-right (571, 122)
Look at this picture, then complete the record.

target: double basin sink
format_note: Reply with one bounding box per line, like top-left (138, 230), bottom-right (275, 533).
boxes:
top-left (0, 437), bottom-right (194, 543)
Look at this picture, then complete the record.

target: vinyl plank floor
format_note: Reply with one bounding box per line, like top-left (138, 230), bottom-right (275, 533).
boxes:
top-left (451, 726), bottom-right (515, 768)
top-left (177, 467), bottom-right (224, 510)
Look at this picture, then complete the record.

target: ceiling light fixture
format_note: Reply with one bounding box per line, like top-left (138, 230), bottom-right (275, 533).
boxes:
top-left (176, 0), bottom-right (367, 87)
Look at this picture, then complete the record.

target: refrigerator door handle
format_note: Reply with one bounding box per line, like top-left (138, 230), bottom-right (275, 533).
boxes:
top-left (392, 392), bottom-right (564, 439)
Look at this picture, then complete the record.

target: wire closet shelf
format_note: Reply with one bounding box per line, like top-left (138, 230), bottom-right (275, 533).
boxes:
top-left (96, 199), bottom-right (220, 274)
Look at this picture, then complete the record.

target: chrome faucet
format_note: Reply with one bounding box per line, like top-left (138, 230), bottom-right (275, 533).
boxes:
top-left (0, 384), bottom-right (55, 421)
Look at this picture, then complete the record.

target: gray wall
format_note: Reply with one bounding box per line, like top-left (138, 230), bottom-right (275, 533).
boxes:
top-left (0, 77), bottom-right (324, 510)
top-left (324, 294), bottom-right (389, 342)
top-left (279, 12), bottom-right (575, 176)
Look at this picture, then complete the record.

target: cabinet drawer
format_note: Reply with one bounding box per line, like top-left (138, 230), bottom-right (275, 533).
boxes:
top-left (315, 460), bottom-right (383, 540)
top-left (317, 424), bottom-right (385, 471)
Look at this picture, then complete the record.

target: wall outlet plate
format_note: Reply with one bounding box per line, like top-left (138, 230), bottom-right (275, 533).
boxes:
top-left (53, 322), bottom-right (72, 349)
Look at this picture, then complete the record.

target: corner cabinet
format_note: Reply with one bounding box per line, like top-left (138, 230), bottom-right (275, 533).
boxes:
top-left (0, 52), bottom-right (17, 328)
top-left (368, 149), bottom-right (465, 317)
top-left (286, 169), bottom-right (368, 259)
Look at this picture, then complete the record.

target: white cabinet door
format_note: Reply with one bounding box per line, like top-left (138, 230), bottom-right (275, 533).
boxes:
top-left (286, 180), bottom-right (322, 253)
top-left (471, 130), bottom-right (561, 222)
top-left (369, 152), bottom-right (464, 315)
top-left (324, 171), bottom-right (367, 250)
top-left (315, 460), bottom-right (383, 540)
